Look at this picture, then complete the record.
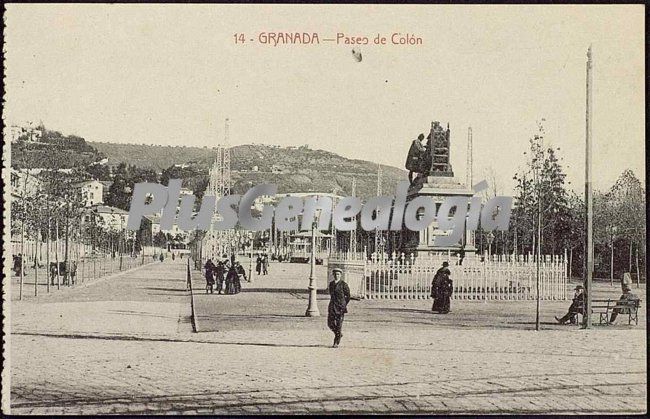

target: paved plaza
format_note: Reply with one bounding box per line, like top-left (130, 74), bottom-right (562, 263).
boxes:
top-left (6, 258), bottom-right (647, 414)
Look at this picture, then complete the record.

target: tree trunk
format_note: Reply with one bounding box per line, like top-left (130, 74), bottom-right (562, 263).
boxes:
top-left (19, 205), bottom-right (25, 301)
top-left (34, 229), bottom-right (39, 296)
top-left (610, 238), bottom-right (614, 286)
top-left (55, 219), bottom-right (60, 290)
top-left (65, 213), bottom-right (70, 285)
top-left (46, 217), bottom-right (50, 293)
top-left (629, 240), bottom-right (633, 272)
top-left (635, 247), bottom-right (640, 287)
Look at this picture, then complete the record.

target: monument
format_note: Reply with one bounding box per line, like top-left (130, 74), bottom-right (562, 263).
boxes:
top-left (402, 121), bottom-right (477, 258)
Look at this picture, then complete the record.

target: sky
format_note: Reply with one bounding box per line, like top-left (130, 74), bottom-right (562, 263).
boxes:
top-left (4, 4), bottom-right (645, 195)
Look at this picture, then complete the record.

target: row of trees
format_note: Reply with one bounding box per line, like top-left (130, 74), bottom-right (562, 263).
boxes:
top-left (475, 122), bottom-right (645, 280)
top-left (11, 127), bottom-right (153, 289)
top-left (91, 162), bottom-right (209, 211)
top-left (11, 169), bottom-right (142, 261)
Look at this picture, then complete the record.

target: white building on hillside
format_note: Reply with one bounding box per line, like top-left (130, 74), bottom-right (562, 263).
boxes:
top-left (83, 205), bottom-right (128, 231)
top-left (75, 180), bottom-right (104, 206)
top-left (10, 168), bottom-right (42, 199)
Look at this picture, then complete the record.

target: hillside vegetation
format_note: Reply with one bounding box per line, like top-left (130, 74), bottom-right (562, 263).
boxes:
top-left (92, 142), bottom-right (406, 198)
top-left (12, 129), bottom-right (407, 199)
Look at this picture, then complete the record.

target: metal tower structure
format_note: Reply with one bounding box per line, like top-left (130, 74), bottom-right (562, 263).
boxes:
top-left (204, 118), bottom-right (232, 260)
top-left (466, 126), bottom-right (473, 188)
top-left (466, 126), bottom-right (474, 252)
top-left (374, 164), bottom-right (384, 256)
top-left (349, 177), bottom-right (357, 253)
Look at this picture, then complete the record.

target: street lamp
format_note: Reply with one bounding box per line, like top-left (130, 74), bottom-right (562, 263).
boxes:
top-left (306, 210), bottom-right (321, 317)
top-left (532, 158), bottom-right (542, 332)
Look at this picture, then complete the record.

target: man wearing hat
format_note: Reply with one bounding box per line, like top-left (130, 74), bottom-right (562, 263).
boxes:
top-left (328, 268), bottom-right (351, 348)
top-left (555, 285), bottom-right (585, 325)
top-left (608, 282), bottom-right (640, 324)
top-left (431, 261), bottom-right (452, 313)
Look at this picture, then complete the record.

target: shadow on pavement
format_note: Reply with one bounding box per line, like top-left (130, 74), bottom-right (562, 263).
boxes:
top-left (141, 287), bottom-right (188, 293)
top-left (366, 307), bottom-right (432, 314)
top-left (242, 287), bottom-right (328, 295)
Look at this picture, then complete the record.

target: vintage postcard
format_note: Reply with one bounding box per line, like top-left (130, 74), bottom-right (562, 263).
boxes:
top-left (2, 4), bottom-right (646, 415)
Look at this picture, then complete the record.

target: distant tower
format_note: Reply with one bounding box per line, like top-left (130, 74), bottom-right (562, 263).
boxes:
top-left (204, 118), bottom-right (232, 260)
top-left (376, 163), bottom-right (382, 195)
top-left (349, 177), bottom-right (357, 253)
top-left (466, 126), bottom-right (473, 188)
top-left (465, 126), bottom-right (474, 252)
top-left (375, 164), bottom-right (384, 256)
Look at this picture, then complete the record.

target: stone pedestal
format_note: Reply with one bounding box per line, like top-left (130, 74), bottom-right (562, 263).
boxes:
top-left (402, 174), bottom-right (477, 257)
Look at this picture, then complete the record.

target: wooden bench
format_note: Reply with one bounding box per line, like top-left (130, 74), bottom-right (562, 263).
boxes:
top-left (589, 299), bottom-right (641, 325)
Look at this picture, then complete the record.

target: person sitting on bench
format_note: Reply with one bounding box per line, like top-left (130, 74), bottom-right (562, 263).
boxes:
top-left (555, 285), bottom-right (585, 325)
top-left (608, 283), bottom-right (640, 324)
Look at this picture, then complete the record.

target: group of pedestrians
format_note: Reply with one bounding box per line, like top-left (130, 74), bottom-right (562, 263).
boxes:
top-left (255, 253), bottom-right (270, 276)
top-left (204, 255), bottom-right (247, 295)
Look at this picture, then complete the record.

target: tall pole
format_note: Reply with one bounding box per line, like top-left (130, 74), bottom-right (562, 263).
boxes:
top-left (610, 231), bottom-right (614, 286)
top-left (119, 217), bottom-right (124, 271)
top-left (584, 45), bottom-right (594, 329)
top-left (350, 178), bottom-right (357, 254)
top-left (64, 201), bottom-right (70, 285)
top-left (535, 165), bottom-right (541, 331)
top-left (55, 218), bottom-right (60, 290)
top-left (305, 219), bottom-right (320, 317)
top-left (34, 227), bottom-right (39, 296)
top-left (375, 164), bottom-right (382, 257)
top-left (46, 211), bottom-right (50, 293)
top-left (19, 203), bottom-right (25, 300)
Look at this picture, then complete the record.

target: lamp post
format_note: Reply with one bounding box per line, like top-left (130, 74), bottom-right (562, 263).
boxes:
top-left (532, 157), bottom-right (542, 332)
top-left (305, 211), bottom-right (321, 317)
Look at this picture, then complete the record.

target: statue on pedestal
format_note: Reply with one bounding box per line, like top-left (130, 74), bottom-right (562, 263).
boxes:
top-left (405, 121), bottom-right (454, 185)
top-left (405, 133), bottom-right (430, 185)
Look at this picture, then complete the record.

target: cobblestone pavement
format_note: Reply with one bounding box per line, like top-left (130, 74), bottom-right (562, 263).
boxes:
top-left (8, 260), bottom-right (647, 414)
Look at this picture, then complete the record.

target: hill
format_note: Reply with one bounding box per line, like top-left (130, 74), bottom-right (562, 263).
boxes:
top-left (91, 142), bottom-right (406, 199)
top-left (11, 128), bottom-right (407, 199)
top-left (12, 129), bottom-right (106, 169)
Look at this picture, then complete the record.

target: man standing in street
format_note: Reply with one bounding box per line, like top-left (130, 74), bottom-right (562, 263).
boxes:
top-left (215, 260), bottom-right (226, 294)
top-left (256, 255), bottom-right (263, 275)
top-left (328, 268), bottom-right (350, 348)
top-left (262, 253), bottom-right (269, 275)
top-left (234, 261), bottom-right (246, 293)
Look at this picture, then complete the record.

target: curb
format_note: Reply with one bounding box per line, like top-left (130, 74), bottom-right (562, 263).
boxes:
top-left (188, 259), bottom-right (199, 333)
